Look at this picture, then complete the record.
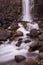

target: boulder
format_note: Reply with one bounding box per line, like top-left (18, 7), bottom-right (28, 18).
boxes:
top-left (29, 42), bottom-right (39, 52)
top-left (30, 29), bottom-right (39, 38)
top-left (25, 58), bottom-right (38, 65)
top-left (24, 40), bottom-right (31, 43)
top-left (8, 22), bottom-right (19, 30)
top-left (0, 29), bottom-right (12, 41)
top-left (16, 40), bottom-right (22, 47)
top-left (39, 33), bottom-right (43, 41)
top-left (39, 53), bottom-right (43, 60)
top-left (38, 41), bottom-right (43, 47)
top-left (40, 60), bottom-right (43, 65)
top-left (38, 21), bottom-right (43, 29)
top-left (15, 31), bottom-right (23, 37)
top-left (15, 55), bottom-right (25, 63)
top-left (39, 46), bottom-right (43, 52)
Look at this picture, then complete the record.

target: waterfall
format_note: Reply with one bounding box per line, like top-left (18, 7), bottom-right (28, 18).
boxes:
top-left (22, 0), bottom-right (33, 22)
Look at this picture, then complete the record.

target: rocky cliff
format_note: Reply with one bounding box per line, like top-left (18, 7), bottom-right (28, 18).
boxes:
top-left (0, 0), bottom-right (22, 21)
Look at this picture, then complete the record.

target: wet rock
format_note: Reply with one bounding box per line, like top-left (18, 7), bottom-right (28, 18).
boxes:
top-left (29, 42), bottom-right (39, 52)
top-left (30, 29), bottom-right (39, 38)
top-left (16, 40), bottom-right (22, 47)
top-left (38, 21), bottom-right (43, 29)
top-left (8, 22), bottom-right (19, 30)
top-left (26, 33), bottom-right (30, 36)
top-left (39, 46), bottom-right (43, 52)
top-left (0, 17), bottom-right (6, 25)
top-left (24, 40), bottom-right (31, 43)
top-left (22, 22), bottom-right (27, 28)
top-left (0, 29), bottom-right (12, 41)
top-left (18, 38), bottom-right (23, 41)
top-left (25, 58), bottom-right (38, 65)
top-left (39, 53), bottom-right (43, 60)
top-left (15, 55), bottom-right (25, 63)
top-left (38, 41), bottom-right (43, 47)
top-left (39, 33), bottom-right (43, 41)
top-left (15, 31), bottom-right (23, 37)
top-left (40, 60), bottom-right (43, 65)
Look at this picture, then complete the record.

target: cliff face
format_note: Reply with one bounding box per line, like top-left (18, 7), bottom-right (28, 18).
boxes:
top-left (0, 0), bottom-right (22, 21)
top-left (0, 0), bottom-right (43, 21)
top-left (34, 0), bottom-right (43, 20)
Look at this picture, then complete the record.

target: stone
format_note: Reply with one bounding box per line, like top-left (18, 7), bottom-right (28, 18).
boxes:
top-left (0, 29), bottom-right (12, 41)
top-left (0, 17), bottom-right (6, 25)
top-left (25, 58), bottom-right (38, 65)
top-left (16, 40), bottom-right (22, 47)
top-left (38, 41), bottom-right (43, 47)
top-left (39, 53), bottom-right (43, 60)
top-left (38, 21), bottom-right (43, 29)
top-left (8, 22), bottom-right (19, 30)
top-left (18, 38), bottom-right (23, 41)
top-left (29, 42), bottom-right (39, 52)
top-left (30, 29), bottom-right (39, 38)
top-left (26, 33), bottom-right (30, 36)
top-left (39, 46), bottom-right (43, 52)
top-left (15, 55), bottom-right (25, 63)
top-left (39, 33), bottom-right (43, 41)
top-left (40, 60), bottom-right (43, 65)
top-left (22, 22), bottom-right (27, 28)
top-left (15, 31), bottom-right (23, 37)
top-left (24, 40), bottom-right (31, 43)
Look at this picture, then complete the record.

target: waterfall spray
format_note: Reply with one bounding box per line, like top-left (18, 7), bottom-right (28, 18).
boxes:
top-left (22, 0), bottom-right (32, 22)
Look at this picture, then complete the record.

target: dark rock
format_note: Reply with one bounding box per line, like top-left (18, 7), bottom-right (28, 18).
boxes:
top-left (18, 38), bottom-right (23, 41)
top-left (30, 29), bottom-right (39, 38)
top-left (25, 58), bottom-right (38, 65)
top-left (38, 41), bottom-right (43, 47)
top-left (26, 33), bottom-right (30, 36)
top-left (39, 46), bottom-right (43, 52)
top-left (24, 40), bottom-right (31, 43)
top-left (15, 31), bottom-right (23, 37)
top-left (40, 60), bottom-right (43, 65)
top-left (39, 53), bottom-right (43, 60)
top-left (0, 29), bottom-right (12, 41)
top-left (0, 17), bottom-right (6, 25)
top-left (38, 21), bottom-right (43, 29)
top-left (39, 33), bottom-right (43, 41)
top-left (15, 55), bottom-right (25, 63)
top-left (16, 40), bottom-right (22, 47)
top-left (22, 22), bottom-right (27, 28)
top-left (8, 22), bottom-right (19, 30)
top-left (29, 42), bottom-right (39, 52)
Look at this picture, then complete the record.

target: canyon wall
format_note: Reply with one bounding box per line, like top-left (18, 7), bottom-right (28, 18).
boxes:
top-left (34, 0), bottom-right (43, 20)
top-left (0, 0), bottom-right (22, 21)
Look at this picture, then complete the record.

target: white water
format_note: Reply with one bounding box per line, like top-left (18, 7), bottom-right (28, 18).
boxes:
top-left (0, 0), bottom-right (39, 63)
top-left (22, 0), bottom-right (32, 22)
top-left (0, 23), bottom-right (39, 62)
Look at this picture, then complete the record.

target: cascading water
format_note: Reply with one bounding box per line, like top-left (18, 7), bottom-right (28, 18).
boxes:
top-left (22, 0), bottom-right (32, 22)
top-left (0, 0), bottom-right (39, 63)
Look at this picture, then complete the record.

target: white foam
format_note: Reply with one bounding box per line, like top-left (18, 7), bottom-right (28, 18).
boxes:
top-left (17, 23), bottom-right (29, 36)
top-left (26, 23), bottom-right (39, 31)
top-left (0, 44), bottom-right (28, 62)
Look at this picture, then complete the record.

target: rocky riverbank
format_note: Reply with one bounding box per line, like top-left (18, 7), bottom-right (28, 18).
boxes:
top-left (0, 21), bottom-right (43, 65)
